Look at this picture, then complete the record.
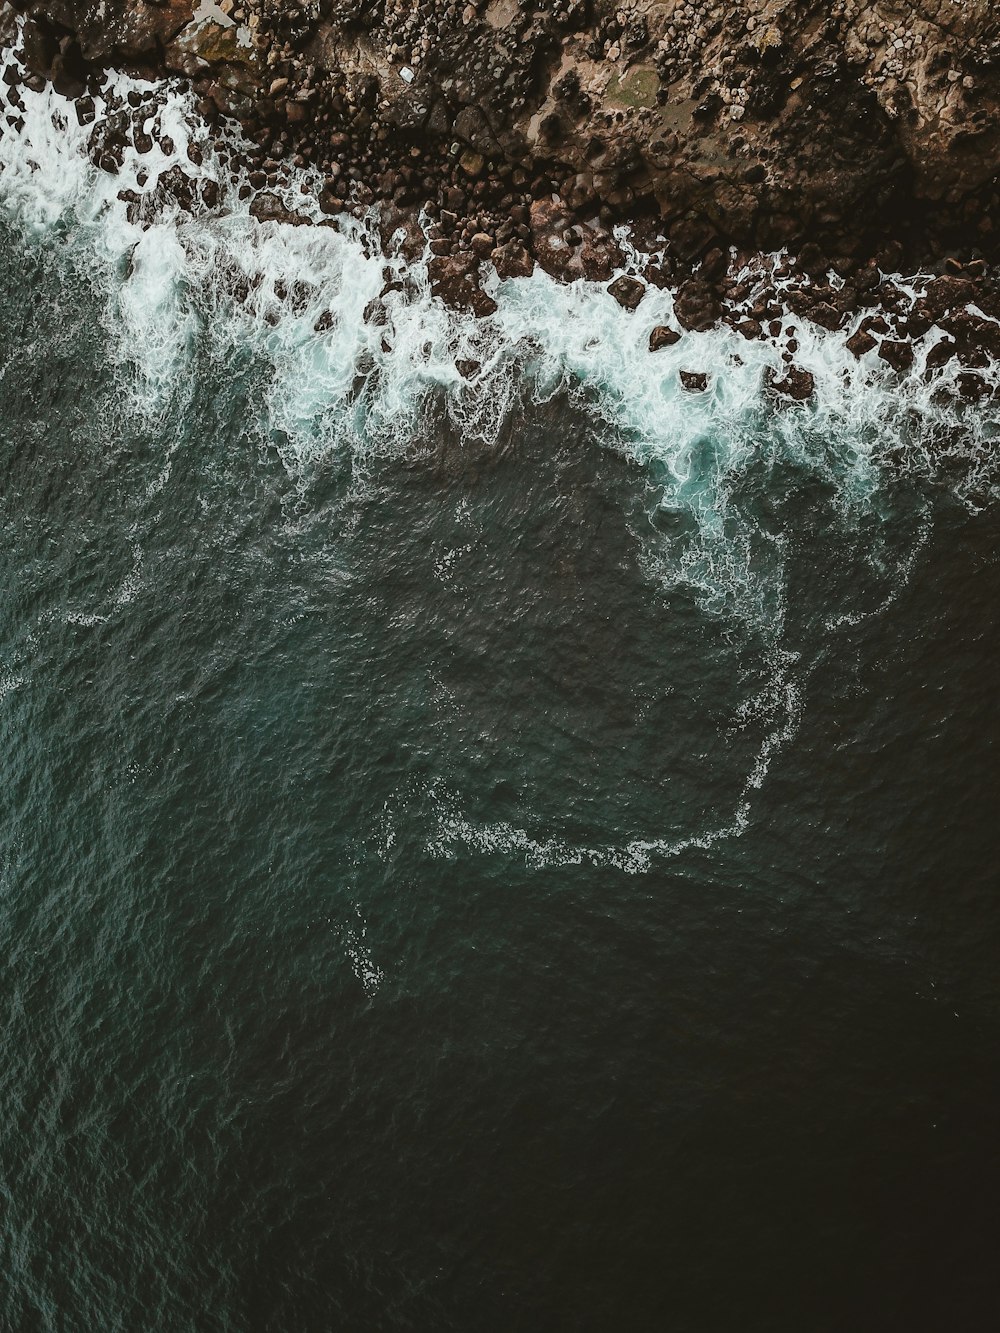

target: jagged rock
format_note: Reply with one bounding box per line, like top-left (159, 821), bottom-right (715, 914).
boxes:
top-left (680, 370), bottom-right (708, 392)
top-left (581, 238), bottom-right (619, 283)
top-left (846, 329), bottom-right (877, 357)
top-left (649, 325), bottom-right (681, 352)
top-left (767, 365), bottom-right (816, 402)
top-left (458, 149), bottom-right (485, 179)
top-left (925, 337), bottom-right (958, 370)
top-left (607, 275), bottom-right (645, 311)
top-left (491, 242), bottom-right (534, 280)
top-left (878, 339), bottom-right (915, 373)
top-left (11, 0), bottom-right (1000, 311)
top-left (807, 302), bottom-right (844, 332)
top-left (25, 0), bottom-right (195, 66)
top-left (428, 253), bottom-right (497, 317)
top-left (923, 276), bottom-right (977, 320)
top-left (674, 279), bottom-right (722, 333)
top-left (249, 193), bottom-right (309, 226)
top-left (957, 372), bottom-right (990, 402)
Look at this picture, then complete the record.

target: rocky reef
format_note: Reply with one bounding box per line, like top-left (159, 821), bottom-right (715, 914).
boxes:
top-left (6, 0), bottom-right (1000, 394)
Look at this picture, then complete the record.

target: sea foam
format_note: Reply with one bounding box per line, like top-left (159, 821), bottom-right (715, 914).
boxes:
top-left (1, 48), bottom-right (997, 871)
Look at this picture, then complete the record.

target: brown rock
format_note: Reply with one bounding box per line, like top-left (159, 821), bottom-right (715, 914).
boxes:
top-left (581, 239), bottom-right (620, 283)
top-left (458, 149), bottom-right (485, 178)
top-left (925, 337), bottom-right (958, 370)
top-left (878, 339), bottom-right (915, 373)
top-left (846, 329), bottom-right (877, 357)
top-left (807, 302), bottom-right (844, 332)
top-left (491, 242), bottom-right (535, 280)
top-left (249, 193), bottom-right (309, 227)
top-left (680, 371), bottom-right (709, 392)
top-left (957, 372), bottom-right (990, 402)
top-left (923, 276), bottom-right (976, 320)
top-left (607, 275), bottom-right (646, 311)
top-left (674, 279), bottom-right (722, 333)
top-left (649, 326), bottom-right (681, 352)
top-left (428, 254), bottom-right (497, 317)
top-left (767, 365), bottom-right (816, 402)
top-left (736, 319), bottom-right (763, 341)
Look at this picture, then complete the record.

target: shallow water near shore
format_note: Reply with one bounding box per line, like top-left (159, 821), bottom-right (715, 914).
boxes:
top-left (1, 62), bottom-right (1000, 1333)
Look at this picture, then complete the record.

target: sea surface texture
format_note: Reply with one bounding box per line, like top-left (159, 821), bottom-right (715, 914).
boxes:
top-left (1, 68), bottom-right (999, 1333)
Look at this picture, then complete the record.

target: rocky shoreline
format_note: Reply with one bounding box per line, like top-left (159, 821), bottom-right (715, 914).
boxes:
top-left (5, 1), bottom-right (1000, 402)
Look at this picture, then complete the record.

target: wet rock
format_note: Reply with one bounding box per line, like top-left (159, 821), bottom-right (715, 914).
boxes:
top-left (925, 337), bottom-right (958, 370)
top-left (846, 329), bottom-right (877, 357)
top-left (491, 242), bottom-right (534, 280)
top-left (428, 253), bottom-right (497, 317)
top-left (649, 325), bottom-right (681, 352)
top-left (767, 365), bottom-right (815, 402)
top-left (923, 276), bottom-right (976, 320)
top-left (807, 302), bottom-right (844, 332)
top-left (674, 279), bottom-right (722, 333)
top-left (878, 339), bottom-right (915, 373)
top-left (249, 192), bottom-right (309, 226)
top-left (680, 370), bottom-right (708, 392)
top-left (15, 0), bottom-right (1000, 317)
top-left (957, 371), bottom-right (990, 402)
top-left (735, 319), bottom-right (763, 341)
top-left (607, 275), bottom-right (645, 311)
top-left (581, 238), bottom-right (620, 283)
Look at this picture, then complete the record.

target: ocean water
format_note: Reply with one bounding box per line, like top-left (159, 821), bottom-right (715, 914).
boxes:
top-left (1, 59), bottom-right (999, 1333)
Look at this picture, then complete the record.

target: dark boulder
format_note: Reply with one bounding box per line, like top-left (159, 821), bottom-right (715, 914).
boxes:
top-left (736, 318), bottom-right (763, 341)
top-left (428, 254), bottom-right (497, 317)
top-left (674, 278), bottom-right (722, 332)
top-left (766, 365), bottom-right (816, 402)
top-left (878, 338), bottom-right (915, 372)
top-left (607, 275), bottom-right (646, 310)
top-left (249, 192), bottom-right (309, 226)
top-left (925, 337), bottom-right (958, 370)
top-left (846, 329), bottom-right (877, 357)
top-left (807, 301), bottom-right (844, 331)
top-left (923, 276), bottom-right (976, 320)
top-left (491, 242), bottom-right (534, 280)
top-left (649, 325), bottom-right (681, 352)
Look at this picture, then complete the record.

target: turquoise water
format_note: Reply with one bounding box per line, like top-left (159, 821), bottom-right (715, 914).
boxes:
top-left (1, 73), bottom-right (1000, 1332)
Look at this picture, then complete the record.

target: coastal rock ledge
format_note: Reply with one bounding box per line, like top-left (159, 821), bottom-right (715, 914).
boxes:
top-left (6, 0), bottom-right (1000, 369)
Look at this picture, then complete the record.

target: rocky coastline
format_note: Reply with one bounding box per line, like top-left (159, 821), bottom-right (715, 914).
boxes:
top-left (6, 0), bottom-right (1000, 401)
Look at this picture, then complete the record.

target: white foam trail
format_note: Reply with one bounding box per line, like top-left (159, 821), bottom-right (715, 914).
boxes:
top-left (344, 907), bottom-right (384, 997)
top-left (2, 51), bottom-right (998, 871)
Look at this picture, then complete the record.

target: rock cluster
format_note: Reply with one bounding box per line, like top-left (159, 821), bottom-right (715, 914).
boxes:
top-left (6, 0), bottom-right (1000, 391)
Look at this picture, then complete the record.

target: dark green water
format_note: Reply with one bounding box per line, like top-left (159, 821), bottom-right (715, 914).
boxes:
top-left (1, 212), bottom-right (999, 1333)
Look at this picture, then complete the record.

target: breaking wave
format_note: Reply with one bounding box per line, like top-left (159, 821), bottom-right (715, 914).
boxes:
top-left (2, 46), bottom-right (998, 871)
